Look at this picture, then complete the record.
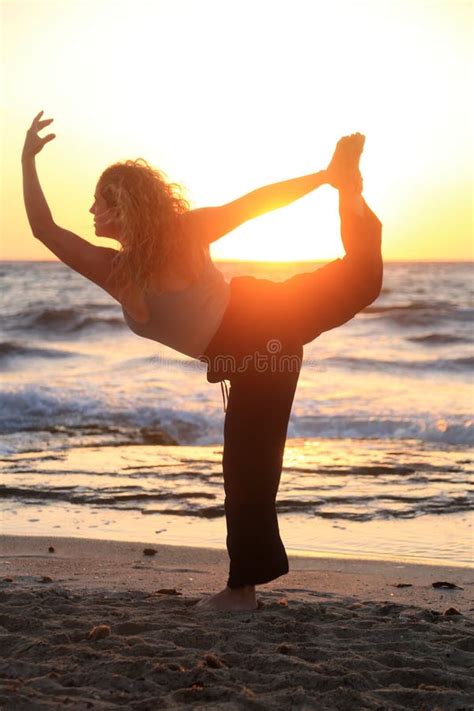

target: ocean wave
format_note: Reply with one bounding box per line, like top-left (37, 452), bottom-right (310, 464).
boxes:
top-left (0, 384), bottom-right (472, 447)
top-left (80, 302), bottom-right (118, 310)
top-left (13, 307), bottom-right (125, 334)
top-left (363, 302), bottom-right (451, 314)
top-left (0, 340), bottom-right (78, 363)
top-left (0, 384), bottom-right (211, 446)
top-left (318, 355), bottom-right (474, 373)
top-left (362, 303), bottom-right (473, 327)
top-left (407, 333), bottom-right (471, 345)
top-left (293, 414), bottom-right (473, 446)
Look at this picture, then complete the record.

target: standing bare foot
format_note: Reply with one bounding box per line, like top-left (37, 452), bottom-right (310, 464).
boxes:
top-left (194, 585), bottom-right (257, 611)
top-left (326, 132), bottom-right (365, 192)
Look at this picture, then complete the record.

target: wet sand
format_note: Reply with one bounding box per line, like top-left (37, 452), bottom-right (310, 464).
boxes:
top-left (0, 534), bottom-right (473, 709)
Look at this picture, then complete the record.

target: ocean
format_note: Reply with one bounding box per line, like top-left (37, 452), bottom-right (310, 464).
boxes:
top-left (1, 260), bottom-right (472, 566)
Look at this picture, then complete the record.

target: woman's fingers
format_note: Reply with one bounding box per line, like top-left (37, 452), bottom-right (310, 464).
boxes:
top-left (30, 110), bottom-right (44, 129)
top-left (30, 111), bottom-right (54, 132)
top-left (38, 118), bottom-right (54, 129)
top-left (23, 111), bottom-right (56, 158)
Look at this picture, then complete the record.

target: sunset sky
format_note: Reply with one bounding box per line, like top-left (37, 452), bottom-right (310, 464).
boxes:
top-left (1, 0), bottom-right (472, 262)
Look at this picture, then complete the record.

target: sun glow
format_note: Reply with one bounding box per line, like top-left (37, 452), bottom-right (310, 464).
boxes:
top-left (2, 0), bottom-right (472, 261)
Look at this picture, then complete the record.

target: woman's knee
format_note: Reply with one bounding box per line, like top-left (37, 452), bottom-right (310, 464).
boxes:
top-left (342, 252), bottom-right (383, 311)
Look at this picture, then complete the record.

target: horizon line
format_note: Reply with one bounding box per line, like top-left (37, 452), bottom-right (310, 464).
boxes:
top-left (0, 258), bottom-right (472, 264)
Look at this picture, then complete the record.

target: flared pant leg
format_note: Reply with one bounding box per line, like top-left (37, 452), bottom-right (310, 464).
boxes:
top-left (279, 197), bottom-right (383, 345)
top-left (222, 344), bottom-right (302, 589)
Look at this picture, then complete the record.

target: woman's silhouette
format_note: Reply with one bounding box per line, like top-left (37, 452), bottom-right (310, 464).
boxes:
top-left (22, 112), bottom-right (382, 610)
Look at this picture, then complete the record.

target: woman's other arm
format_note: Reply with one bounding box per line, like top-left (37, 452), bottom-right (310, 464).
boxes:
top-left (182, 169), bottom-right (329, 245)
top-left (22, 112), bottom-right (121, 300)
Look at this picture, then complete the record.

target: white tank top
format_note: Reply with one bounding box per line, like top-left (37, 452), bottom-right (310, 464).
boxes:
top-left (121, 252), bottom-right (231, 359)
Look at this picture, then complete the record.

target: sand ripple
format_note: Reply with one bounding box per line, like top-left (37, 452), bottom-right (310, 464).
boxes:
top-left (0, 584), bottom-right (473, 710)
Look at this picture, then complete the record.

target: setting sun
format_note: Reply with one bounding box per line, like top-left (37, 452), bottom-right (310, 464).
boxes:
top-left (2, 0), bottom-right (472, 261)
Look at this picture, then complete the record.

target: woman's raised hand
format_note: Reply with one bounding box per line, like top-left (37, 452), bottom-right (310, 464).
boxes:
top-left (22, 110), bottom-right (56, 162)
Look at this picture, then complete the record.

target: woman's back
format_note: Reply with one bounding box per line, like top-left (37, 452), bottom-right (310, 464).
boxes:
top-left (121, 249), bottom-right (231, 359)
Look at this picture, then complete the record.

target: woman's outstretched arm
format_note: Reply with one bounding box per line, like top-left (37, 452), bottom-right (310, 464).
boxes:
top-left (182, 169), bottom-right (329, 245)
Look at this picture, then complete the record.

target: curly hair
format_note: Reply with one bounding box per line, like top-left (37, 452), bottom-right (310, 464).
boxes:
top-left (97, 158), bottom-right (207, 299)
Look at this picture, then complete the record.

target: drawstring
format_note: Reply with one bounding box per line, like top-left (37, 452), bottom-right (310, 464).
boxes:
top-left (220, 379), bottom-right (230, 413)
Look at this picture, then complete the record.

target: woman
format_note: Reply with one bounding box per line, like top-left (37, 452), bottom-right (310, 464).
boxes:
top-left (22, 111), bottom-right (382, 611)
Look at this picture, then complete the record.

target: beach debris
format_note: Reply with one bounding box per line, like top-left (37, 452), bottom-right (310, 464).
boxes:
top-left (393, 583), bottom-right (412, 588)
top-left (444, 607), bottom-right (462, 616)
top-left (88, 624), bottom-right (111, 640)
top-left (2, 577), bottom-right (13, 582)
top-left (155, 588), bottom-right (182, 596)
top-left (39, 576), bottom-right (53, 583)
top-left (432, 581), bottom-right (464, 590)
top-left (48, 546), bottom-right (55, 553)
top-left (143, 548), bottom-right (157, 556)
top-left (277, 597), bottom-right (288, 606)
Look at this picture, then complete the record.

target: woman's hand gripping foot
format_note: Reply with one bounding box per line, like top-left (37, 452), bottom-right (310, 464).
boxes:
top-left (326, 132), bottom-right (365, 193)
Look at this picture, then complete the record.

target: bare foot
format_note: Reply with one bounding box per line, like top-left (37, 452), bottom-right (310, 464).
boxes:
top-left (326, 133), bottom-right (365, 192)
top-left (194, 585), bottom-right (257, 611)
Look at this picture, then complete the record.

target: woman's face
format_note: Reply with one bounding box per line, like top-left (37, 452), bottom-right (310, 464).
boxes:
top-left (89, 186), bottom-right (121, 241)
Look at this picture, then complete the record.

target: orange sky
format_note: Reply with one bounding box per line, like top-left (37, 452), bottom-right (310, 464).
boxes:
top-left (1, 0), bottom-right (472, 262)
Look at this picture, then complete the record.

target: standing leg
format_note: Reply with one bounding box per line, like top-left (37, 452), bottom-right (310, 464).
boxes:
top-left (196, 340), bottom-right (302, 610)
top-left (223, 350), bottom-right (302, 589)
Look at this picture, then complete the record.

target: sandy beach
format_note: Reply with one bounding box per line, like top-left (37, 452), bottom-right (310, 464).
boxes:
top-left (0, 535), bottom-right (473, 710)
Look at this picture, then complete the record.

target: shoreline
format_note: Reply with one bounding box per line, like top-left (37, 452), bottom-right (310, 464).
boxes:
top-left (1, 534), bottom-right (472, 616)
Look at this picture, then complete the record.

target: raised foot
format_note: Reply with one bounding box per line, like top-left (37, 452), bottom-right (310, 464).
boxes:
top-left (326, 132), bottom-right (365, 192)
top-left (194, 585), bottom-right (257, 611)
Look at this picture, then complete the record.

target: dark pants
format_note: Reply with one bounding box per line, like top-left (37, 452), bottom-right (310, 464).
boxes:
top-left (200, 198), bottom-right (382, 588)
